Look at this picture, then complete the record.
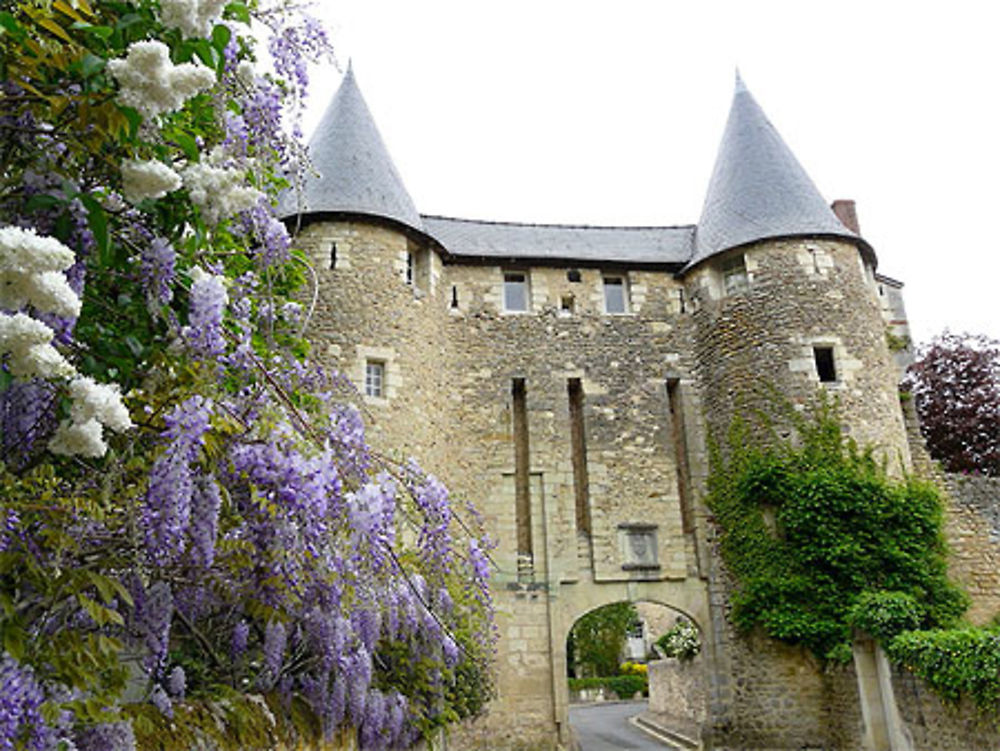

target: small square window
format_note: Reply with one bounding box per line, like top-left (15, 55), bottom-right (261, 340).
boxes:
top-left (365, 360), bottom-right (385, 398)
top-left (813, 346), bottom-right (837, 383)
top-left (567, 269), bottom-right (582, 283)
top-left (722, 254), bottom-right (748, 294)
top-left (504, 272), bottom-right (528, 312)
top-left (603, 276), bottom-right (627, 314)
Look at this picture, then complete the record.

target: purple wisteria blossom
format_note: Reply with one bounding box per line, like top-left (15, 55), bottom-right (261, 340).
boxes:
top-left (0, 653), bottom-right (52, 751)
top-left (181, 268), bottom-right (228, 357)
top-left (140, 236), bottom-right (176, 309)
top-left (133, 580), bottom-right (173, 675)
top-left (189, 475), bottom-right (221, 567)
top-left (262, 620), bottom-right (287, 686)
top-left (143, 396), bottom-right (213, 564)
top-left (231, 620), bottom-right (249, 658)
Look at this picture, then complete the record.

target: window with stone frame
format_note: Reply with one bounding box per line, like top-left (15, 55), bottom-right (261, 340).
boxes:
top-left (721, 253), bottom-right (748, 294)
top-left (364, 360), bottom-right (385, 398)
top-left (503, 271), bottom-right (529, 312)
top-left (603, 275), bottom-right (628, 314)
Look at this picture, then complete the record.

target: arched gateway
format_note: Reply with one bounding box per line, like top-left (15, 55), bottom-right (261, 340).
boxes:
top-left (284, 66), bottom-right (914, 749)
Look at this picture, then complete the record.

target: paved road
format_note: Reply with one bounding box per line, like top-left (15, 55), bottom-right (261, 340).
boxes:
top-left (568, 701), bottom-right (677, 750)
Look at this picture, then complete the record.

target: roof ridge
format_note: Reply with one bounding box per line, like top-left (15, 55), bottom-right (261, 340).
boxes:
top-left (421, 214), bottom-right (696, 232)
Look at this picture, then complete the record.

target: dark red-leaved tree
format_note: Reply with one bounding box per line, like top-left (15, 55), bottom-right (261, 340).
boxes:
top-left (905, 332), bottom-right (1000, 476)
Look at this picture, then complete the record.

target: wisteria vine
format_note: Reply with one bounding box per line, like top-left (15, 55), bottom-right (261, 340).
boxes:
top-left (0, 2), bottom-right (495, 749)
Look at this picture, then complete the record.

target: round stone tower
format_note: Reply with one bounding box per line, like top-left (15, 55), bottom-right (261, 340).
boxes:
top-left (684, 76), bottom-right (913, 750)
top-left (683, 75), bottom-right (909, 469)
top-left (279, 66), bottom-right (454, 473)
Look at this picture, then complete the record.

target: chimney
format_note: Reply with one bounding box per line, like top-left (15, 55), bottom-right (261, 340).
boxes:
top-left (831, 199), bottom-right (860, 234)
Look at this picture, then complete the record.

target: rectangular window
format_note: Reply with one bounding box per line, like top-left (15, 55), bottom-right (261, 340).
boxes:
top-left (603, 276), bottom-right (627, 313)
top-left (722, 254), bottom-right (748, 294)
top-left (504, 272), bottom-right (528, 312)
top-left (365, 360), bottom-right (385, 397)
top-left (813, 346), bottom-right (837, 383)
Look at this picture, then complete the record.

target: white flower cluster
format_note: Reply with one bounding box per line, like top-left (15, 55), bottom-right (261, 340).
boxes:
top-left (0, 226), bottom-right (81, 318)
top-left (121, 159), bottom-right (182, 204)
top-left (107, 40), bottom-right (216, 119)
top-left (159, 0), bottom-right (227, 39)
top-left (0, 226), bottom-right (132, 457)
top-left (50, 377), bottom-right (133, 458)
top-left (183, 161), bottom-right (263, 225)
top-left (0, 313), bottom-right (74, 379)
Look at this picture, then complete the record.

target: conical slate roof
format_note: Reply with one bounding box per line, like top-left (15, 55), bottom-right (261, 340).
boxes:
top-left (689, 74), bottom-right (871, 269)
top-left (279, 65), bottom-right (423, 233)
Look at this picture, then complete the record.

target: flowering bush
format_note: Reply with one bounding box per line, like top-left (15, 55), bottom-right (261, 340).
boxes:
top-left (656, 618), bottom-right (701, 661)
top-left (619, 661), bottom-right (648, 676)
top-left (0, 2), bottom-right (495, 749)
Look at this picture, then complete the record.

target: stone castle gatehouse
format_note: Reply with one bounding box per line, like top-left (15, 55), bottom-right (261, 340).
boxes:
top-left (280, 66), bottom-right (996, 750)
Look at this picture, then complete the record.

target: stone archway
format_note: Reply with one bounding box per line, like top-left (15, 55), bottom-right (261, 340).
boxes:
top-left (549, 585), bottom-right (709, 746)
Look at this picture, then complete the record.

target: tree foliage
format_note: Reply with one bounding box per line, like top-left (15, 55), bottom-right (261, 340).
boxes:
top-left (906, 332), bottom-right (1000, 476)
top-left (707, 398), bottom-right (967, 662)
top-left (568, 602), bottom-right (638, 678)
top-left (0, 1), bottom-right (495, 748)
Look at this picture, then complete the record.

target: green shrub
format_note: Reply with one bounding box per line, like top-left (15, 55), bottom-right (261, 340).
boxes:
top-left (708, 397), bottom-right (967, 663)
top-left (567, 674), bottom-right (648, 699)
top-left (889, 628), bottom-right (1000, 708)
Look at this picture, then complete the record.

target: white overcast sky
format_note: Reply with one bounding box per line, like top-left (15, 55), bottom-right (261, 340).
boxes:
top-left (301, 1), bottom-right (1000, 346)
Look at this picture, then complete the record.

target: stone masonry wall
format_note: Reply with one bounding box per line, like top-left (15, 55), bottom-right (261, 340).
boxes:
top-left (442, 261), bottom-right (707, 748)
top-left (941, 474), bottom-right (1000, 625)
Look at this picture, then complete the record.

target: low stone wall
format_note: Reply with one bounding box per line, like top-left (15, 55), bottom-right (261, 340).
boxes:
top-left (942, 473), bottom-right (1000, 624)
top-left (892, 664), bottom-right (1000, 750)
top-left (647, 657), bottom-right (707, 744)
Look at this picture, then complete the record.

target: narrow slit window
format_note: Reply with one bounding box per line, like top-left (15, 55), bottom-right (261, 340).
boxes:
top-left (365, 360), bottom-right (385, 398)
top-left (504, 272), bottom-right (528, 312)
top-left (814, 346), bottom-right (837, 383)
top-left (512, 378), bottom-right (533, 565)
top-left (568, 378), bottom-right (590, 537)
top-left (603, 276), bottom-right (627, 314)
top-left (329, 242), bottom-right (337, 269)
top-left (405, 252), bottom-right (414, 285)
top-left (450, 285), bottom-right (459, 309)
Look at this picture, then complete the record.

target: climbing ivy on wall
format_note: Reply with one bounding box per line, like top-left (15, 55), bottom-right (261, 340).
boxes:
top-left (707, 398), bottom-right (968, 662)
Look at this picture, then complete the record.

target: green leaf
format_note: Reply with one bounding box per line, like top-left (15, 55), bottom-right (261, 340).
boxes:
top-left (2, 623), bottom-right (26, 660)
top-left (71, 22), bottom-right (113, 40)
top-left (77, 52), bottom-right (106, 78)
top-left (174, 132), bottom-right (200, 161)
top-left (79, 194), bottom-right (110, 264)
top-left (211, 23), bottom-right (231, 57)
top-left (224, 2), bottom-right (251, 24)
top-left (77, 594), bottom-right (124, 627)
top-left (0, 11), bottom-right (25, 39)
